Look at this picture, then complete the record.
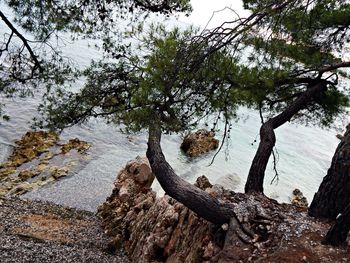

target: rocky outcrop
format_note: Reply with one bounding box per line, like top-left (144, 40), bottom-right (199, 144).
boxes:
top-left (0, 131), bottom-right (91, 196)
top-left (100, 157), bottom-right (350, 262)
top-left (98, 157), bottom-right (222, 262)
top-left (180, 129), bottom-right (219, 157)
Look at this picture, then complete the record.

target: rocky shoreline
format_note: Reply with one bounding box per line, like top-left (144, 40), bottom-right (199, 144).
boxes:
top-left (98, 156), bottom-right (350, 263)
top-left (1, 156), bottom-right (349, 262)
top-left (1, 130), bottom-right (349, 262)
top-left (0, 196), bottom-right (129, 263)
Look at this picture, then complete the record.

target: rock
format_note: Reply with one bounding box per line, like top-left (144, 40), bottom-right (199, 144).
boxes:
top-left (126, 135), bottom-right (136, 144)
top-left (60, 138), bottom-right (91, 154)
top-left (13, 131), bottom-right (59, 164)
top-left (0, 167), bottom-right (16, 177)
top-left (99, 157), bottom-right (350, 262)
top-left (0, 131), bottom-right (92, 197)
top-left (0, 131), bottom-right (59, 173)
top-left (126, 157), bottom-right (154, 186)
top-left (35, 163), bottom-right (49, 173)
top-left (291, 188), bottom-right (308, 208)
top-left (195, 175), bottom-right (213, 190)
top-left (98, 157), bottom-right (222, 263)
top-left (18, 170), bottom-right (37, 180)
top-left (42, 152), bottom-right (55, 161)
top-left (50, 166), bottom-right (69, 179)
top-left (11, 182), bottom-right (34, 195)
top-left (180, 129), bottom-right (219, 157)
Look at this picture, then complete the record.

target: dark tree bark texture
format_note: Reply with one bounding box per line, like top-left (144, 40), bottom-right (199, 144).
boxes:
top-left (245, 80), bottom-right (328, 193)
top-left (323, 203), bottom-right (350, 246)
top-left (309, 124), bottom-right (350, 219)
top-left (146, 120), bottom-right (235, 225)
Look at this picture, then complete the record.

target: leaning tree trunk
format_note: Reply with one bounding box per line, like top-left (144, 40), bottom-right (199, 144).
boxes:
top-left (146, 119), bottom-right (235, 225)
top-left (322, 202), bottom-right (350, 246)
top-left (309, 124), bottom-right (350, 219)
top-left (245, 80), bottom-right (328, 193)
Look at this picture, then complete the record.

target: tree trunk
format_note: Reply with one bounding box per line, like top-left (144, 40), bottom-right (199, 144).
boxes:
top-left (322, 203), bottom-right (350, 246)
top-left (146, 119), bottom-right (235, 225)
top-left (245, 80), bottom-right (328, 193)
top-left (309, 124), bottom-right (350, 219)
top-left (245, 120), bottom-right (275, 193)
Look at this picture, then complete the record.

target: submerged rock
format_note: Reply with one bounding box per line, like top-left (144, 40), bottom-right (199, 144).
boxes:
top-left (50, 166), bottom-right (69, 179)
top-left (180, 129), bottom-right (219, 157)
top-left (60, 138), bottom-right (91, 154)
top-left (18, 170), bottom-right (38, 181)
top-left (13, 131), bottom-right (59, 164)
top-left (0, 131), bottom-right (91, 197)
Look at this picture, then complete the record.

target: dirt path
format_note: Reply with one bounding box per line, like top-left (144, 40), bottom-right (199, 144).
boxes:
top-left (0, 196), bottom-right (129, 263)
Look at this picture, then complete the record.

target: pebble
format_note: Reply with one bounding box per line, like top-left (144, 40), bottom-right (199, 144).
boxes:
top-left (0, 197), bottom-right (130, 263)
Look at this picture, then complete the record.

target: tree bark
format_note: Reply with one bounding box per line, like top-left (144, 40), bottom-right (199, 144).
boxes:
top-left (322, 203), bottom-right (350, 246)
top-left (146, 119), bottom-right (235, 225)
top-left (245, 80), bottom-right (328, 193)
top-left (245, 120), bottom-right (275, 193)
top-left (309, 124), bottom-right (350, 219)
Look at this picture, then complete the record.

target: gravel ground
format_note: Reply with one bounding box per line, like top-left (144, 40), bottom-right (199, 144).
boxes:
top-left (0, 196), bottom-right (130, 263)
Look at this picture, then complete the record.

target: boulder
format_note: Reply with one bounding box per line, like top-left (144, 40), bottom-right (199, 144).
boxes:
top-left (181, 129), bottom-right (219, 157)
top-left (291, 188), bottom-right (308, 208)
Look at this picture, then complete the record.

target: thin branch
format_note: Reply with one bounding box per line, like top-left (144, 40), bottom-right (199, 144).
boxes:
top-left (0, 10), bottom-right (43, 73)
top-left (208, 116), bottom-right (229, 166)
top-left (318, 61), bottom-right (350, 76)
top-left (270, 147), bottom-right (279, 185)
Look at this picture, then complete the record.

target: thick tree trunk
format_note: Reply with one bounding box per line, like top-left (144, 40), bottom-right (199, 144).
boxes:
top-left (245, 120), bottom-right (275, 193)
top-left (245, 80), bottom-right (328, 193)
top-left (309, 124), bottom-right (350, 219)
top-left (323, 203), bottom-right (350, 246)
top-left (146, 120), bottom-right (235, 225)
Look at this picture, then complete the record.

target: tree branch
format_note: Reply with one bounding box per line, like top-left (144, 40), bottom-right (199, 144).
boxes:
top-left (318, 61), bottom-right (350, 76)
top-left (0, 10), bottom-right (43, 73)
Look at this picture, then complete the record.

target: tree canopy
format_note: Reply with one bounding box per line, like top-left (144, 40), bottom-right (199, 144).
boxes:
top-left (0, 0), bottom-right (191, 120)
top-left (29, 0), bottom-right (350, 194)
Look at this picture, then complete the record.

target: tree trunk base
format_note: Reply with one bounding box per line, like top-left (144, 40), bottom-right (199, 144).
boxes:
top-left (323, 203), bottom-right (350, 246)
top-left (309, 124), bottom-right (350, 219)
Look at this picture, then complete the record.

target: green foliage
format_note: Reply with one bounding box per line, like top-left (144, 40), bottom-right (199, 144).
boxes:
top-left (3, 0), bottom-right (349, 135)
top-left (236, 0), bottom-right (350, 127)
top-left (37, 26), bottom-right (243, 133)
top-left (0, 0), bottom-right (191, 120)
top-left (5, 0), bottom-right (191, 39)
